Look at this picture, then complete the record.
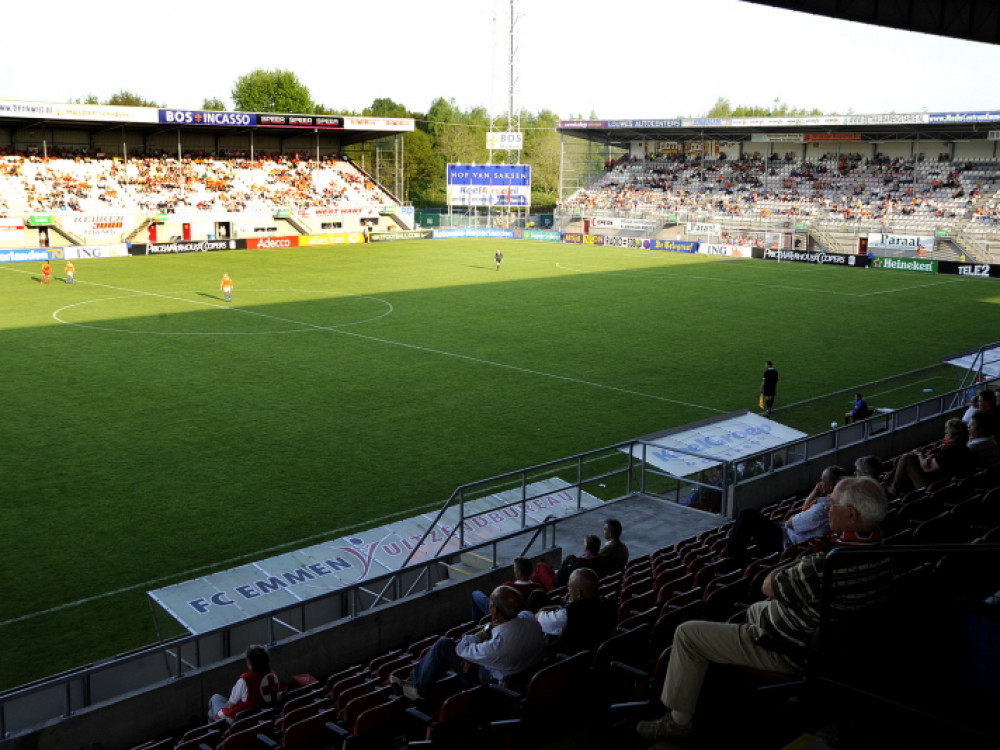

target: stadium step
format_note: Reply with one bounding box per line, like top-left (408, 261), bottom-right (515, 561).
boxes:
top-left (438, 551), bottom-right (494, 581)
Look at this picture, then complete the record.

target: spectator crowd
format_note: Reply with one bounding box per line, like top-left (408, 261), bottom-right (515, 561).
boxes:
top-left (0, 148), bottom-right (390, 217)
top-left (559, 152), bottom-right (1000, 235)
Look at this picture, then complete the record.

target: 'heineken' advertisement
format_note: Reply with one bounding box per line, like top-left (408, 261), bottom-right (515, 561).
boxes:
top-left (869, 256), bottom-right (938, 273)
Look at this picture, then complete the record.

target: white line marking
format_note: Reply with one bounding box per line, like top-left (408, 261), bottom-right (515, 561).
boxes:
top-left (51, 289), bottom-right (394, 335)
top-left (854, 277), bottom-right (965, 296)
top-left (779, 365), bottom-right (956, 410)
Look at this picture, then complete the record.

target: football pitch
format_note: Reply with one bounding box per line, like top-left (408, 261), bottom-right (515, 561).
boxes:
top-left (0, 238), bottom-right (996, 690)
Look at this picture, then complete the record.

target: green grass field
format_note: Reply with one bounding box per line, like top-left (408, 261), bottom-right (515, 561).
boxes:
top-left (1, 239), bottom-right (997, 690)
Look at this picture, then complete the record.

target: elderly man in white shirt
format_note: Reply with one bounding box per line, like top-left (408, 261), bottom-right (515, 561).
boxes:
top-left (393, 585), bottom-right (545, 701)
top-left (723, 465), bottom-right (849, 564)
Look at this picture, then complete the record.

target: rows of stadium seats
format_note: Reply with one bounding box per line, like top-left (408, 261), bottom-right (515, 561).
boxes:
top-left (125, 447), bottom-right (1000, 750)
top-left (0, 153), bottom-right (388, 216)
top-left (561, 154), bottom-right (1000, 234)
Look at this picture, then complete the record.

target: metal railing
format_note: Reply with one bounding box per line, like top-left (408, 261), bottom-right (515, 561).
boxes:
top-left (401, 443), bottom-right (644, 567)
top-left (1, 378), bottom-right (990, 738)
top-left (0, 438), bottom-right (727, 738)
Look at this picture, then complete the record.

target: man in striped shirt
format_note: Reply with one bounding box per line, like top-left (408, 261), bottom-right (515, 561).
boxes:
top-left (636, 476), bottom-right (891, 743)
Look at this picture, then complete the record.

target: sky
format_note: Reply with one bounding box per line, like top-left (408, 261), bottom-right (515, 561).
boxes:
top-left (4, 0), bottom-right (1000, 121)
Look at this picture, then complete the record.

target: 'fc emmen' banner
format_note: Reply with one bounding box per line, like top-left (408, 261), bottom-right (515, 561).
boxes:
top-left (446, 164), bottom-right (531, 207)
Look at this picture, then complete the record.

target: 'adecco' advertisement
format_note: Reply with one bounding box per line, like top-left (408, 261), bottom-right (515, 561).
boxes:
top-left (246, 236), bottom-right (300, 249)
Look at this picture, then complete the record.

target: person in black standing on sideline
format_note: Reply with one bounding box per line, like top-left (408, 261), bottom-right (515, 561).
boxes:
top-left (761, 360), bottom-right (779, 416)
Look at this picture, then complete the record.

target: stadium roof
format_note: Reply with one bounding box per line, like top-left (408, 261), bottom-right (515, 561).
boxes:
top-left (555, 113), bottom-right (1000, 146)
top-left (556, 1), bottom-right (1000, 146)
top-left (0, 101), bottom-right (413, 150)
top-left (742, 0), bottom-right (1000, 46)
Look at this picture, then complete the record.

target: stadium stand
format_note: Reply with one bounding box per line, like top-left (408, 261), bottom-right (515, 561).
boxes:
top-left (0, 152), bottom-right (390, 217)
top-left (102, 411), bottom-right (1000, 750)
top-left (559, 153), bottom-right (1000, 255)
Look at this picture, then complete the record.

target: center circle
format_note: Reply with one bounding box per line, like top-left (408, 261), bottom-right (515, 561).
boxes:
top-left (52, 289), bottom-right (394, 335)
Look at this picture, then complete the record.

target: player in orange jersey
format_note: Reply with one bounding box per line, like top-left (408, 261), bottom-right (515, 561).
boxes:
top-left (220, 273), bottom-right (234, 302)
top-left (64, 260), bottom-right (76, 284)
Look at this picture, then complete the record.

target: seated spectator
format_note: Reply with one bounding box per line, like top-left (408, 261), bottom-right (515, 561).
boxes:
top-left (889, 418), bottom-right (975, 497)
top-left (968, 410), bottom-right (1000, 468)
top-left (208, 644), bottom-right (281, 722)
top-left (976, 389), bottom-right (1000, 442)
top-left (471, 557), bottom-right (545, 620)
top-left (529, 560), bottom-right (557, 591)
top-left (961, 390), bottom-right (984, 425)
top-left (681, 466), bottom-right (724, 512)
top-left (723, 465), bottom-right (849, 564)
top-left (393, 586), bottom-right (545, 701)
top-left (854, 455), bottom-right (883, 480)
top-left (555, 534), bottom-right (605, 587)
top-left (534, 568), bottom-right (616, 656)
top-left (844, 392), bottom-right (871, 423)
top-left (636, 476), bottom-right (891, 742)
top-left (598, 518), bottom-right (629, 574)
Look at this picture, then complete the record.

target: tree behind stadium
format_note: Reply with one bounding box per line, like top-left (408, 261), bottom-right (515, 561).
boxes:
top-left (231, 69), bottom-right (314, 113)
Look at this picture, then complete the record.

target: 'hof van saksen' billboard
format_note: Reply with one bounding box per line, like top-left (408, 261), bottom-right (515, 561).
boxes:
top-left (446, 164), bottom-right (531, 207)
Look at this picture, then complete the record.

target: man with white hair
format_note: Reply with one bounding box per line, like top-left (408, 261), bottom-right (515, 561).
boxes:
top-left (637, 476), bottom-right (892, 743)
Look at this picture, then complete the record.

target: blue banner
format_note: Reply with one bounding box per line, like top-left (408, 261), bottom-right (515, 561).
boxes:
top-left (445, 164), bottom-right (532, 207)
top-left (446, 165), bottom-right (531, 186)
top-left (928, 111), bottom-right (1000, 124)
top-left (0, 248), bottom-right (57, 263)
top-left (645, 239), bottom-right (699, 253)
top-left (432, 228), bottom-right (519, 239)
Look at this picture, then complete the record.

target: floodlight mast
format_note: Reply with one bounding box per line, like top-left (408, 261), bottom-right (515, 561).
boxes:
top-left (488, 0), bottom-right (521, 228)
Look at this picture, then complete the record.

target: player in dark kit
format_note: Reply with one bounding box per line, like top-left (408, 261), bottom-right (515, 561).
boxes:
top-left (760, 361), bottom-right (779, 416)
top-left (495, 249), bottom-right (503, 270)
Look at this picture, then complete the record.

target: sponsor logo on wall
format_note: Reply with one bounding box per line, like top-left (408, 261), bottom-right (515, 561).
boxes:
top-left (146, 239), bottom-right (236, 254)
top-left (869, 256), bottom-right (938, 272)
top-left (763, 249), bottom-right (850, 265)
